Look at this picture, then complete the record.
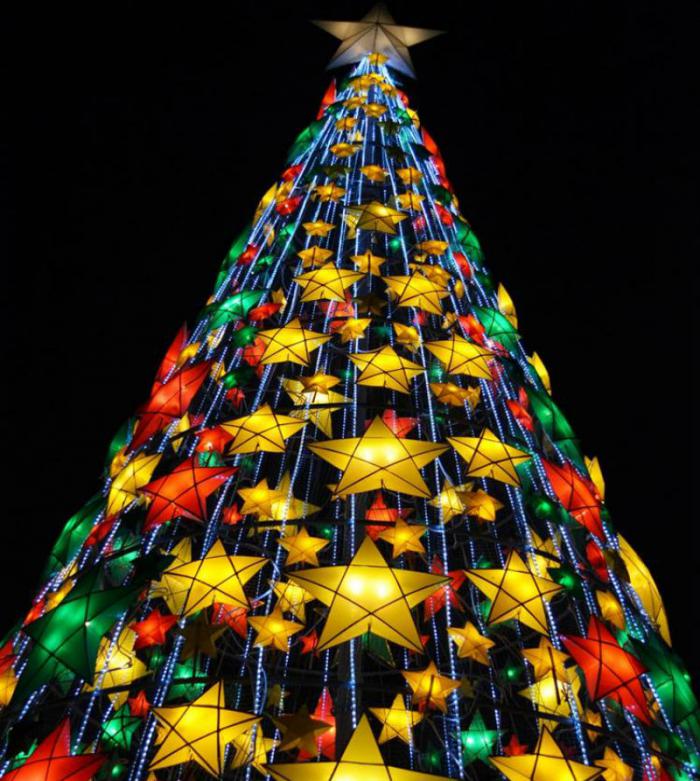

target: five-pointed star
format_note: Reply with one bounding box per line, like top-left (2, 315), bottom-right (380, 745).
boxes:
top-left (293, 263), bottom-right (365, 302)
top-left (238, 478), bottom-right (286, 517)
top-left (355, 292), bottom-right (387, 315)
top-left (179, 612), bottom-right (227, 660)
top-left (303, 221), bottom-right (336, 237)
top-left (250, 471), bottom-right (321, 524)
top-left (461, 711), bottom-right (501, 764)
top-left (359, 165), bottom-right (388, 183)
top-left (279, 527), bottom-right (329, 566)
top-left (313, 183), bottom-right (346, 202)
top-left (155, 539), bottom-right (267, 617)
top-left (272, 579), bottom-right (315, 621)
top-left (107, 453), bottom-right (162, 517)
top-left (447, 621), bottom-right (495, 664)
top-left (393, 322), bottom-right (421, 351)
top-left (448, 428), bottom-right (531, 486)
top-left (312, 4), bottom-right (444, 78)
top-left (369, 694), bottom-right (424, 744)
top-left (402, 661), bottom-right (461, 712)
top-left (465, 550), bottom-right (564, 634)
top-left (429, 479), bottom-right (466, 523)
top-left (343, 201), bottom-right (407, 237)
top-left (230, 727), bottom-right (278, 774)
top-left (377, 517), bottom-right (426, 557)
top-left (297, 245), bottom-right (334, 268)
top-left (131, 608), bottom-right (179, 650)
top-left (417, 240), bottom-right (449, 256)
top-left (489, 726), bottom-right (603, 781)
top-left (257, 317), bottom-right (331, 366)
top-left (424, 334), bottom-right (493, 378)
top-left (333, 316), bottom-right (373, 343)
top-left (283, 377), bottom-right (350, 437)
top-left (289, 536), bottom-right (447, 652)
top-left (383, 273), bottom-right (449, 315)
top-left (308, 415), bottom-right (448, 498)
top-left (518, 670), bottom-right (583, 720)
top-left (248, 607), bottom-right (303, 651)
top-left (351, 249), bottom-right (386, 275)
top-left (396, 167), bottom-right (423, 186)
top-left (272, 705), bottom-right (333, 754)
top-left (395, 191), bottom-right (425, 211)
top-left (150, 681), bottom-right (260, 776)
top-left (458, 483), bottom-right (504, 522)
top-left (87, 627), bottom-right (148, 709)
top-left (362, 102), bottom-right (387, 118)
top-left (349, 344), bottom-right (425, 394)
top-left (267, 714), bottom-right (452, 781)
top-left (222, 403), bottom-right (307, 453)
top-left (522, 637), bottom-right (572, 681)
top-left (413, 263), bottom-right (452, 286)
top-left (330, 142), bottom-right (360, 158)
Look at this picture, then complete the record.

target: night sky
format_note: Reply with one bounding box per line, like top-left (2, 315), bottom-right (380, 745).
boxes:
top-left (4, 2), bottom-right (696, 681)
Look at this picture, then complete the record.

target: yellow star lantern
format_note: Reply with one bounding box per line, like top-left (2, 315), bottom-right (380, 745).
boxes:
top-left (416, 240), bottom-right (449, 256)
top-left (272, 579), bottom-right (315, 621)
top-left (266, 715), bottom-right (454, 781)
top-left (360, 164), bottom-right (388, 183)
top-left (351, 248), bottom-right (386, 275)
top-left (465, 551), bottom-right (563, 634)
top-left (497, 283), bottom-right (518, 328)
top-left (257, 318), bottom-right (331, 366)
top-left (369, 694), bottom-right (424, 745)
top-left (150, 681), bottom-right (260, 777)
top-left (395, 192), bottom-right (425, 212)
top-left (299, 372), bottom-right (341, 392)
top-left (459, 484), bottom-right (504, 522)
top-left (402, 661), bottom-right (461, 712)
top-left (393, 322), bottom-right (421, 352)
top-left (344, 201), bottom-right (407, 237)
top-left (429, 479), bottom-right (466, 523)
top-left (349, 345), bottom-right (425, 394)
top-left (334, 316), bottom-right (373, 343)
top-left (596, 590), bottom-right (626, 631)
top-left (363, 102), bottom-right (387, 118)
top-left (248, 607), bottom-right (303, 651)
top-left (273, 705), bottom-right (333, 753)
top-left (222, 404), bottom-right (306, 454)
top-left (597, 748), bottom-right (634, 781)
top-left (272, 286), bottom-right (287, 313)
top-left (519, 671), bottom-right (583, 721)
top-left (412, 263), bottom-right (452, 287)
top-left (293, 263), bottom-right (365, 302)
top-left (344, 95), bottom-right (366, 109)
top-left (430, 382), bottom-right (481, 408)
top-left (88, 626), bottom-right (148, 709)
top-left (283, 377), bottom-right (350, 437)
top-left (585, 455), bottom-right (606, 499)
top-left (155, 539), bottom-right (267, 617)
top-left (396, 167), bottom-right (423, 186)
top-left (303, 221), bottom-right (336, 238)
top-left (448, 428), bottom-right (530, 486)
top-left (230, 727), bottom-right (278, 775)
top-left (489, 726), bottom-right (603, 781)
top-left (313, 183), bottom-right (347, 203)
top-left (279, 527), bottom-right (329, 566)
top-left (330, 142), bottom-right (360, 158)
top-left (447, 621), bottom-right (495, 664)
top-left (378, 518), bottom-right (427, 557)
top-left (424, 334), bottom-right (493, 378)
top-left (297, 245), bottom-right (334, 269)
top-left (253, 182), bottom-right (278, 224)
top-left (289, 536), bottom-right (447, 652)
top-left (383, 273), bottom-right (449, 315)
top-left (238, 478), bottom-right (286, 517)
top-left (308, 415), bottom-right (447, 498)
top-left (259, 471), bottom-right (320, 525)
top-left (521, 637), bottom-right (571, 681)
top-left (107, 453), bottom-right (162, 517)
top-left (528, 352), bottom-right (552, 394)
top-left (335, 116), bottom-right (357, 131)
top-left (0, 668), bottom-right (17, 708)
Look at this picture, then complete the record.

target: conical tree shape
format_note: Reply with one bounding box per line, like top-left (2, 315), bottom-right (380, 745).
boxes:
top-left (0, 25), bottom-right (695, 781)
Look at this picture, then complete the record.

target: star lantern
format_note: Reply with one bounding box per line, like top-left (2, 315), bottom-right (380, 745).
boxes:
top-left (383, 273), bottom-right (449, 315)
top-left (349, 345), bottom-right (425, 394)
top-left (279, 527), bottom-right (330, 566)
top-left (343, 201), bottom-right (407, 237)
top-left (222, 404), bottom-right (307, 453)
top-left (447, 621), bottom-right (495, 664)
top-left (369, 694), bottom-right (424, 745)
top-left (351, 248), bottom-right (386, 275)
top-left (448, 429), bottom-right (530, 486)
top-left (542, 459), bottom-right (604, 538)
top-left (461, 711), bottom-right (501, 764)
top-left (402, 662), bottom-right (461, 712)
top-left (248, 607), bottom-right (304, 651)
top-left (293, 263), bottom-right (365, 302)
top-left (297, 245), bottom-right (334, 269)
top-left (256, 318), bottom-right (331, 366)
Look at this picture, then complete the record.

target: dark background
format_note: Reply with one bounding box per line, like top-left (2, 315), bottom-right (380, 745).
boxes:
top-left (3, 3), bottom-right (696, 678)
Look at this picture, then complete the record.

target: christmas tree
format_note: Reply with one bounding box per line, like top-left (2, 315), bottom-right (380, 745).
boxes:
top-left (1, 6), bottom-right (697, 781)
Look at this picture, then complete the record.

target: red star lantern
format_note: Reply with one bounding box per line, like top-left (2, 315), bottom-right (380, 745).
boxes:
top-left (562, 616), bottom-right (651, 724)
top-left (23, 599), bottom-right (46, 626)
top-left (457, 314), bottom-right (487, 346)
top-left (298, 688), bottom-right (336, 760)
top-left (276, 195), bottom-right (303, 216)
top-left (128, 690), bottom-right (151, 718)
top-left (506, 390), bottom-right (534, 432)
top-left (131, 362), bottom-right (211, 451)
top-left (585, 540), bottom-right (610, 582)
top-left (141, 456), bottom-right (237, 532)
top-left (542, 460), bottom-right (603, 538)
top-left (452, 252), bottom-right (472, 279)
top-left (0, 719), bottom-right (105, 781)
top-left (212, 602), bottom-right (255, 639)
top-left (237, 243), bottom-right (259, 266)
top-left (316, 80), bottom-right (336, 119)
top-left (364, 492), bottom-right (412, 539)
top-left (423, 556), bottom-right (465, 620)
top-left (248, 302), bottom-right (281, 322)
top-left (0, 641), bottom-right (15, 675)
top-left (299, 630), bottom-right (319, 655)
top-left (151, 324), bottom-right (188, 393)
top-left (226, 387), bottom-right (246, 408)
top-left (243, 337), bottom-right (266, 367)
top-left (502, 734), bottom-right (528, 756)
top-left (195, 426), bottom-right (233, 453)
top-left (222, 503), bottom-right (244, 526)
top-left (435, 203), bottom-right (454, 227)
top-left (131, 608), bottom-right (178, 650)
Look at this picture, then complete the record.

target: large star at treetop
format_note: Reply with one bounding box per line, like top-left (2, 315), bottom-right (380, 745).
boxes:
top-left (289, 536), bottom-right (448, 652)
top-left (312, 3), bottom-right (444, 78)
top-left (266, 714), bottom-right (453, 781)
top-left (489, 726), bottom-right (603, 781)
top-left (308, 415), bottom-right (447, 498)
top-left (0, 719), bottom-right (105, 781)
top-left (465, 550), bottom-right (564, 635)
top-left (150, 681), bottom-right (260, 776)
top-left (154, 539), bottom-right (267, 617)
top-left (293, 263), bottom-right (365, 302)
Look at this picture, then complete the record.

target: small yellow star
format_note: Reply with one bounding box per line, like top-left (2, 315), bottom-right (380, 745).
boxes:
top-left (297, 245), bottom-right (334, 269)
top-left (248, 607), bottom-right (303, 651)
top-left (272, 579), bottom-right (315, 622)
top-left (279, 527), bottom-right (330, 566)
top-left (383, 272), bottom-right (449, 315)
top-left (334, 316), bottom-right (373, 343)
top-left (293, 263), bottom-right (365, 302)
top-left (369, 694), bottom-right (424, 745)
top-left (257, 318), bottom-right (331, 366)
top-left (359, 165), bottom-right (388, 183)
top-left (393, 322), bottom-right (421, 352)
top-left (351, 249), bottom-right (386, 275)
top-left (349, 344), bottom-right (424, 394)
top-left (447, 621), bottom-right (495, 664)
top-left (377, 518), bottom-right (426, 557)
top-left (222, 403), bottom-right (307, 454)
top-left (402, 661), bottom-right (461, 712)
top-left (302, 221), bottom-right (336, 238)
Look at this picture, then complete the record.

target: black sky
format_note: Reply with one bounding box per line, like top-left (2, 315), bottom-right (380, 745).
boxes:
top-left (3, 2), bottom-right (696, 679)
